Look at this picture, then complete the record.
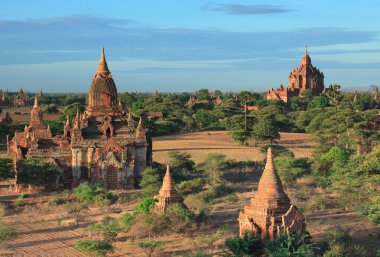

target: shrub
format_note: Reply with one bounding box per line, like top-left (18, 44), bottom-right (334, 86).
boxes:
top-left (199, 153), bottom-right (227, 185)
top-left (0, 158), bottom-right (13, 181)
top-left (74, 240), bottom-right (113, 257)
top-left (136, 197), bottom-right (156, 214)
top-left (274, 157), bottom-right (310, 184)
top-left (178, 178), bottom-right (206, 195)
top-left (261, 145), bottom-right (294, 158)
top-left (0, 203), bottom-right (6, 218)
top-left (0, 223), bottom-right (17, 245)
top-left (18, 193), bottom-right (30, 199)
top-left (15, 199), bottom-right (25, 207)
top-left (137, 239), bottom-right (166, 257)
top-left (90, 218), bottom-right (123, 242)
top-left (74, 183), bottom-right (115, 206)
top-left (225, 232), bottom-right (265, 257)
top-left (140, 167), bottom-right (165, 197)
top-left (225, 193), bottom-right (239, 203)
top-left (17, 159), bottom-right (58, 190)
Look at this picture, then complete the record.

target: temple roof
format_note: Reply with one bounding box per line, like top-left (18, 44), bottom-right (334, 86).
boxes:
top-left (158, 164), bottom-right (180, 198)
top-left (250, 147), bottom-right (290, 212)
top-left (301, 45), bottom-right (311, 66)
top-left (96, 47), bottom-right (110, 76)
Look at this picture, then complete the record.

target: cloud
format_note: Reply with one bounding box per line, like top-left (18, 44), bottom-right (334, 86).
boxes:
top-left (0, 15), bottom-right (379, 91)
top-left (203, 3), bottom-right (292, 15)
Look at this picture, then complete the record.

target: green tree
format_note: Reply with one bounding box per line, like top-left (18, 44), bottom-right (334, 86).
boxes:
top-left (325, 84), bottom-right (344, 146)
top-left (0, 158), bottom-right (13, 181)
top-left (224, 232), bottom-right (265, 257)
top-left (140, 166), bottom-right (165, 197)
top-left (138, 240), bottom-right (166, 257)
top-left (200, 154), bottom-right (227, 185)
top-left (239, 91), bottom-right (254, 131)
top-left (17, 159), bottom-right (58, 190)
top-left (252, 113), bottom-right (280, 145)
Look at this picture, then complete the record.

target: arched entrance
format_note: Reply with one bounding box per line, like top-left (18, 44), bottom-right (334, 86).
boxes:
top-left (106, 165), bottom-right (118, 189)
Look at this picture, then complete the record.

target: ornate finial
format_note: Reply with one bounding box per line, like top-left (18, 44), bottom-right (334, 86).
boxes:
top-left (96, 47), bottom-right (110, 75)
top-left (305, 44), bottom-right (308, 54)
top-left (66, 116), bottom-right (70, 126)
top-left (34, 95), bottom-right (38, 108)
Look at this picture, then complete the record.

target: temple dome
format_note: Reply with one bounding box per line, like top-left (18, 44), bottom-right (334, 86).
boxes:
top-left (88, 48), bottom-right (118, 109)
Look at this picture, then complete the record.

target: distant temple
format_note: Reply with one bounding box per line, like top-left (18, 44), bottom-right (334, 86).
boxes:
top-left (153, 164), bottom-right (185, 214)
top-left (14, 88), bottom-right (28, 107)
top-left (267, 47), bottom-right (325, 103)
top-left (8, 48), bottom-right (150, 190)
top-left (372, 85), bottom-right (379, 101)
top-left (239, 148), bottom-right (306, 239)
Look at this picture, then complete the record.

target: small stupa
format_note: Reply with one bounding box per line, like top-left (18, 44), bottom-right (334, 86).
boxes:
top-left (153, 164), bottom-right (184, 213)
top-left (239, 147), bottom-right (306, 239)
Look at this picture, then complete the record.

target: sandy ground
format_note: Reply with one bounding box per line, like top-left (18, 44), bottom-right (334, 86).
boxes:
top-left (153, 131), bottom-right (315, 163)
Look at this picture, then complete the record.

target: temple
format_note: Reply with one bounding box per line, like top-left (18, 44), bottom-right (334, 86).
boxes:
top-left (267, 47), bottom-right (325, 103)
top-left (8, 48), bottom-right (150, 190)
top-left (14, 88), bottom-right (28, 107)
top-left (239, 147), bottom-right (305, 239)
top-left (153, 164), bottom-right (185, 213)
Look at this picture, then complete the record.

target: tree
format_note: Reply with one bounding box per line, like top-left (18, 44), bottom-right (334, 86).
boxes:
top-left (0, 158), bottom-right (13, 181)
top-left (239, 91), bottom-right (254, 131)
top-left (200, 154), bottom-right (227, 185)
top-left (168, 151), bottom-right (195, 173)
top-left (140, 166), bottom-right (165, 197)
top-left (252, 113), bottom-right (280, 145)
top-left (138, 240), bottom-right (166, 257)
top-left (17, 159), bottom-right (58, 190)
top-left (325, 84), bottom-right (344, 146)
top-left (224, 232), bottom-right (265, 257)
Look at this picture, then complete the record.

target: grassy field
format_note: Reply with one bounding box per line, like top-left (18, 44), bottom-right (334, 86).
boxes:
top-left (153, 131), bottom-right (315, 163)
top-left (1, 131), bottom-right (379, 256)
top-left (1, 106), bottom-right (60, 123)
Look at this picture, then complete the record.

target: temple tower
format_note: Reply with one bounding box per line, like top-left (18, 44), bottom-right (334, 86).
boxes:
top-left (239, 147), bottom-right (305, 239)
top-left (153, 164), bottom-right (185, 213)
top-left (29, 95), bottom-right (44, 129)
top-left (87, 48), bottom-right (120, 116)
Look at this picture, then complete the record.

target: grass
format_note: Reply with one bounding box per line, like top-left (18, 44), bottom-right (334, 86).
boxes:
top-left (153, 131), bottom-right (314, 163)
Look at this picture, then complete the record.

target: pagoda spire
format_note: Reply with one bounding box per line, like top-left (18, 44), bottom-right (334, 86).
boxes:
top-left (135, 117), bottom-right (146, 140)
top-left (153, 164), bottom-right (185, 213)
top-left (96, 47), bottom-right (110, 76)
top-left (159, 164), bottom-right (176, 196)
top-left (34, 95), bottom-right (38, 108)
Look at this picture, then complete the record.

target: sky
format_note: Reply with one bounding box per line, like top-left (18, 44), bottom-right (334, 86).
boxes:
top-left (0, 0), bottom-right (379, 93)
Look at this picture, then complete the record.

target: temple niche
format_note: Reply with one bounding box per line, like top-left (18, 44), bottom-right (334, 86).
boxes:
top-left (239, 148), bottom-right (306, 240)
top-left (267, 47), bottom-right (325, 103)
top-left (8, 48), bottom-right (150, 191)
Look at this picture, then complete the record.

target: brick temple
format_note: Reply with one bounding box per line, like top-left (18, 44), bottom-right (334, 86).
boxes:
top-left (239, 147), bottom-right (306, 239)
top-left (8, 48), bottom-right (150, 190)
top-left (153, 164), bottom-right (185, 213)
top-left (267, 47), bottom-right (325, 103)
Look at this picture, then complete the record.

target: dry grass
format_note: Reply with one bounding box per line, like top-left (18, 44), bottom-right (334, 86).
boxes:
top-left (153, 131), bottom-right (315, 163)
top-left (1, 106), bottom-right (60, 122)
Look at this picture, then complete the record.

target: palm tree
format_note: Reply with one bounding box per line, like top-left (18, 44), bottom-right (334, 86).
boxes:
top-left (325, 84), bottom-right (344, 146)
top-left (239, 91), bottom-right (253, 131)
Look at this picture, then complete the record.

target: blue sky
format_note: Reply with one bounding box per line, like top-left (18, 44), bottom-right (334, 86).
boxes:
top-left (0, 0), bottom-right (379, 93)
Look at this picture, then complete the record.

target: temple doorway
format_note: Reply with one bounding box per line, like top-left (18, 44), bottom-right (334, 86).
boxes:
top-left (106, 165), bottom-right (118, 189)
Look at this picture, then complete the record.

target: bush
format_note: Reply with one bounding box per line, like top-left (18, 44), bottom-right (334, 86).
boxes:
top-left (140, 167), bottom-right (165, 197)
top-left (137, 239), bottom-right (166, 257)
top-left (261, 145), bottom-right (294, 158)
top-left (15, 199), bottom-right (25, 207)
top-left (17, 159), bottom-right (58, 190)
top-left (178, 178), bottom-right (206, 195)
top-left (225, 193), bottom-right (239, 203)
top-left (225, 232), bottom-right (265, 257)
top-left (136, 197), bottom-right (156, 214)
top-left (74, 183), bottom-right (115, 206)
top-left (74, 240), bottom-right (113, 257)
top-left (274, 157), bottom-right (310, 184)
top-left (0, 203), bottom-right (6, 218)
top-left (90, 218), bottom-right (123, 242)
top-left (0, 158), bottom-right (13, 181)
top-left (0, 223), bottom-right (17, 244)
